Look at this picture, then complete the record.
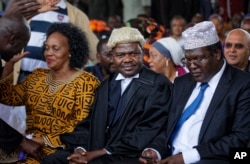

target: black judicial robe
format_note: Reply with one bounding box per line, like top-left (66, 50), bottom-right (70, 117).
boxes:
top-left (87, 67), bottom-right (171, 157)
top-left (61, 67), bottom-right (172, 159)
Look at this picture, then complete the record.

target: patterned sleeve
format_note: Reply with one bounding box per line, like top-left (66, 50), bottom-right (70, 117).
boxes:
top-left (0, 72), bottom-right (27, 106)
top-left (41, 73), bottom-right (100, 148)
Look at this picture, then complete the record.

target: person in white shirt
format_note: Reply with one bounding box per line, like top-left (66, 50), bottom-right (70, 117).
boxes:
top-left (139, 21), bottom-right (250, 164)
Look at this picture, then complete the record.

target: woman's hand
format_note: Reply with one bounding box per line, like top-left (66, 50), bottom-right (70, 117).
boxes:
top-left (1, 51), bottom-right (29, 79)
top-left (6, 51), bottom-right (29, 65)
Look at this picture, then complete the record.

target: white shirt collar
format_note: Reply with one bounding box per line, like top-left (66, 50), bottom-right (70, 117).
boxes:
top-left (115, 73), bottom-right (139, 81)
top-left (195, 60), bottom-right (226, 90)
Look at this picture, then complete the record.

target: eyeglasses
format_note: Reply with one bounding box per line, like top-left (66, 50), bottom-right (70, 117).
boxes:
top-left (224, 42), bottom-right (244, 49)
top-left (181, 55), bottom-right (210, 66)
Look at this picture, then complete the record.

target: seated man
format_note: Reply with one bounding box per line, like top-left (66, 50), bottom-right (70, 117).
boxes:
top-left (85, 35), bottom-right (116, 81)
top-left (140, 21), bottom-right (250, 164)
top-left (42, 27), bottom-right (172, 164)
top-left (224, 28), bottom-right (250, 72)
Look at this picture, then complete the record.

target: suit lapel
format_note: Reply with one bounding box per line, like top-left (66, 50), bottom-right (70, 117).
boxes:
top-left (167, 75), bottom-right (197, 140)
top-left (198, 65), bottom-right (233, 142)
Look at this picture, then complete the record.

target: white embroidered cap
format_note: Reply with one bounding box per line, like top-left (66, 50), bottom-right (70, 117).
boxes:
top-left (107, 27), bottom-right (146, 48)
top-left (182, 21), bottom-right (219, 50)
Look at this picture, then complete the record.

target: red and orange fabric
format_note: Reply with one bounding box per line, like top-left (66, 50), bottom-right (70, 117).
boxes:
top-left (126, 18), bottom-right (168, 67)
top-left (89, 19), bottom-right (110, 33)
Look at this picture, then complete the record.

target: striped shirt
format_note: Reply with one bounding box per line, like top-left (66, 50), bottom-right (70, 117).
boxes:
top-left (20, 0), bottom-right (69, 73)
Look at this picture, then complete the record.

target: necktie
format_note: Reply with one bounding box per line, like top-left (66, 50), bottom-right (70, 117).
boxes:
top-left (169, 83), bottom-right (209, 146)
top-left (108, 80), bottom-right (121, 126)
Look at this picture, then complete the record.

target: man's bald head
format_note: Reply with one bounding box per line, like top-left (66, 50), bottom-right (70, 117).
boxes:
top-left (0, 14), bottom-right (30, 61)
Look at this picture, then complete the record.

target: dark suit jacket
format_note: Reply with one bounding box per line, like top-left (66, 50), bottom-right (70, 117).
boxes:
top-left (0, 118), bottom-right (23, 154)
top-left (149, 64), bottom-right (250, 162)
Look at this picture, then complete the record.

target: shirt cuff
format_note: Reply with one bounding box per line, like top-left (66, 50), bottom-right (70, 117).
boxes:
top-left (182, 148), bottom-right (200, 164)
top-left (74, 147), bottom-right (87, 152)
top-left (143, 148), bottom-right (162, 160)
top-left (103, 148), bottom-right (112, 155)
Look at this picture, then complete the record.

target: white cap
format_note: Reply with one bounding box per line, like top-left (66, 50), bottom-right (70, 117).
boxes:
top-left (107, 27), bottom-right (145, 48)
top-left (152, 37), bottom-right (184, 66)
top-left (182, 21), bottom-right (219, 50)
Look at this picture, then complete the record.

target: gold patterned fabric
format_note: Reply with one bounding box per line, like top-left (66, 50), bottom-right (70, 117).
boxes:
top-left (0, 68), bottom-right (100, 163)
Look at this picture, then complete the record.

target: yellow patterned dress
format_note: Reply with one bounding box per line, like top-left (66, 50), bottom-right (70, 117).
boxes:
top-left (0, 68), bottom-right (100, 163)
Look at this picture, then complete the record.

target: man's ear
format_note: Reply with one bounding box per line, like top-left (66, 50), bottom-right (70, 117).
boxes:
top-left (214, 49), bottom-right (223, 60)
top-left (96, 53), bottom-right (101, 63)
top-left (9, 34), bottom-right (16, 45)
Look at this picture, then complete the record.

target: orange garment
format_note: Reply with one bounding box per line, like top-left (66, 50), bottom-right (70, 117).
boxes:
top-left (0, 69), bottom-right (100, 163)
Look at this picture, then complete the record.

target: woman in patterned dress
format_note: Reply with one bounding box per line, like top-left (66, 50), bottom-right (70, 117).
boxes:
top-left (0, 23), bottom-right (100, 163)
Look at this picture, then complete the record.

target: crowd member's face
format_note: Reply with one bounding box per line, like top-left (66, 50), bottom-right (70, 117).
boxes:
top-left (231, 13), bottom-right (242, 28)
top-left (44, 32), bottom-right (71, 71)
top-left (171, 19), bottom-right (185, 37)
top-left (112, 42), bottom-right (143, 77)
top-left (224, 30), bottom-right (250, 70)
top-left (108, 16), bottom-right (122, 29)
top-left (241, 20), bottom-right (250, 34)
top-left (148, 47), bottom-right (167, 74)
top-left (0, 27), bottom-right (30, 61)
top-left (210, 17), bottom-right (223, 35)
top-left (97, 43), bottom-right (116, 74)
top-left (184, 47), bottom-right (221, 83)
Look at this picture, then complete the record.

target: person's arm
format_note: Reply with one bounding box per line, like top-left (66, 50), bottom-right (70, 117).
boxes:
top-left (0, 118), bottom-right (44, 161)
top-left (19, 137), bottom-right (45, 161)
top-left (3, 0), bottom-right (59, 20)
top-left (3, 0), bottom-right (40, 19)
top-left (0, 53), bottom-right (27, 106)
top-left (1, 52), bottom-right (27, 80)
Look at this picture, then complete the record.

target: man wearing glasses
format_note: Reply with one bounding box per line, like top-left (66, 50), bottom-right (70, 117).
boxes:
top-left (140, 21), bottom-right (250, 164)
top-left (224, 28), bottom-right (250, 73)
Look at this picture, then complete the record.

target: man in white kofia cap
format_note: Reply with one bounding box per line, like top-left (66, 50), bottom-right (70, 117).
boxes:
top-left (43, 26), bottom-right (172, 164)
top-left (140, 21), bottom-right (250, 164)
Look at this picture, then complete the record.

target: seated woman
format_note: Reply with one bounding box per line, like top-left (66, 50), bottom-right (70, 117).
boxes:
top-left (0, 23), bottom-right (100, 163)
top-left (148, 37), bottom-right (187, 83)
